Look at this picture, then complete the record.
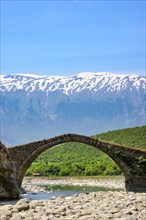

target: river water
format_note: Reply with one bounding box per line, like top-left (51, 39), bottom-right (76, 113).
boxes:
top-left (0, 184), bottom-right (122, 206)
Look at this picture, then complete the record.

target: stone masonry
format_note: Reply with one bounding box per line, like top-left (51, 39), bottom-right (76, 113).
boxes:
top-left (1, 134), bottom-right (146, 198)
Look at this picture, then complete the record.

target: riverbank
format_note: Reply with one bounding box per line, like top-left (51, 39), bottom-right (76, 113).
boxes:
top-left (22, 176), bottom-right (125, 193)
top-left (1, 177), bottom-right (146, 220)
top-left (1, 191), bottom-right (146, 220)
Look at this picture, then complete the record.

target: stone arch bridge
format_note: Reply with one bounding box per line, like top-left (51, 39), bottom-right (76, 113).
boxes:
top-left (1, 134), bottom-right (146, 198)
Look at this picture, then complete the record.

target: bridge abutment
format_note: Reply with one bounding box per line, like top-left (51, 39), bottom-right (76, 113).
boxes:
top-left (125, 175), bottom-right (146, 193)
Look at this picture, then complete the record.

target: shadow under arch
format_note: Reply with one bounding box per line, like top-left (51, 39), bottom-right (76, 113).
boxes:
top-left (8, 134), bottom-right (146, 193)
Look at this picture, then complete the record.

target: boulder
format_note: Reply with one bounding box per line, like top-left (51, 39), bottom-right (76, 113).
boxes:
top-left (0, 142), bottom-right (20, 199)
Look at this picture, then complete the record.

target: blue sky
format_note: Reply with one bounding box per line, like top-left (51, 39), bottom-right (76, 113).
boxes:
top-left (1, 0), bottom-right (145, 76)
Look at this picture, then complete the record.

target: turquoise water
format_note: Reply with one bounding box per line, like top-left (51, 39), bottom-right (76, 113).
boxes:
top-left (0, 184), bottom-right (122, 205)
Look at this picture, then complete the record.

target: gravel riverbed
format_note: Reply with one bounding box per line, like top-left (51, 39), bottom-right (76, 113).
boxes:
top-left (0, 177), bottom-right (146, 220)
top-left (22, 177), bottom-right (125, 193)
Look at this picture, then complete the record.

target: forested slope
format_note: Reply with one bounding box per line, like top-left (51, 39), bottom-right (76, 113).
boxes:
top-left (26, 126), bottom-right (146, 176)
top-left (96, 126), bottom-right (146, 149)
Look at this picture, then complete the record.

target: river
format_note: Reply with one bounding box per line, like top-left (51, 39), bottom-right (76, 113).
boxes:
top-left (0, 181), bottom-right (123, 206)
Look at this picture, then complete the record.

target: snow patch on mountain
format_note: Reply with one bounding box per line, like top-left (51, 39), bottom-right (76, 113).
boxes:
top-left (1, 72), bottom-right (145, 95)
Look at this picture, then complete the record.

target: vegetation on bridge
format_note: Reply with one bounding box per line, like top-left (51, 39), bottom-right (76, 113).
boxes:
top-left (26, 126), bottom-right (146, 177)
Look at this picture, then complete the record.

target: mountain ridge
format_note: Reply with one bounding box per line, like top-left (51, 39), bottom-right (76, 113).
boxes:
top-left (1, 72), bottom-right (145, 94)
top-left (0, 72), bottom-right (145, 146)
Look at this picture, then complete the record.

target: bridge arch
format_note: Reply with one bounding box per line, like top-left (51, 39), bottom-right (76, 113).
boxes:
top-left (9, 134), bottom-right (146, 192)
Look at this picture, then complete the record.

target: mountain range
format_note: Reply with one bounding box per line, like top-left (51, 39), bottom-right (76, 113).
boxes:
top-left (0, 72), bottom-right (145, 146)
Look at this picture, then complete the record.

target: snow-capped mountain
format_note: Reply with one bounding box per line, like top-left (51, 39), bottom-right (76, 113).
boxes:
top-left (0, 72), bottom-right (145, 146)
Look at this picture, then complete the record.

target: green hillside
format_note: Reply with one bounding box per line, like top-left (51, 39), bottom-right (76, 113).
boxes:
top-left (26, 126), bottom-right (146, 177)
top-left (96, 126), bottom-right (146, 149)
